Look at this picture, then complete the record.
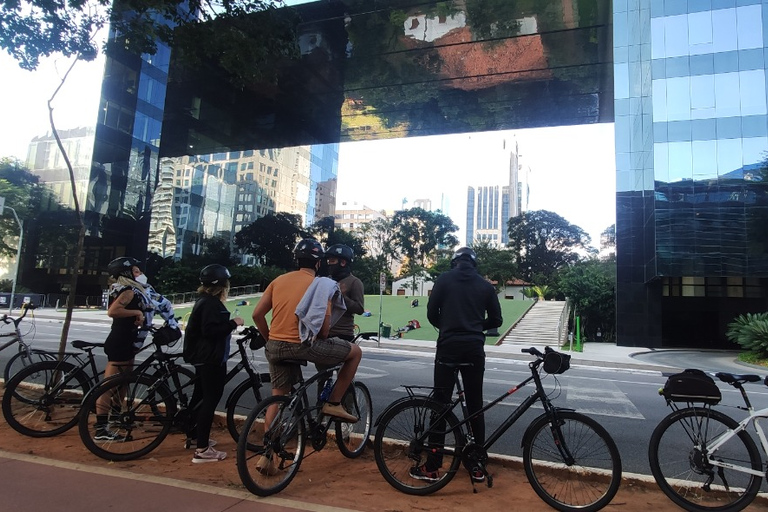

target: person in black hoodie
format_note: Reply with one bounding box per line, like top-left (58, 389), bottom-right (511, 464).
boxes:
top-left (183, 264), bottom-right (244, 463)
top-left (412, 247), bottom-right (503, 483)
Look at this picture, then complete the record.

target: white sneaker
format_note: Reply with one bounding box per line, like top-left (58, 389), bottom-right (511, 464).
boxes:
top-left (192, 446), bottom-right (227, 463)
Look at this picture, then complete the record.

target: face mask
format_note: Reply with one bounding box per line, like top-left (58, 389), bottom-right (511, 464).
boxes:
top-left (135, 274), bottom-right (148, 285)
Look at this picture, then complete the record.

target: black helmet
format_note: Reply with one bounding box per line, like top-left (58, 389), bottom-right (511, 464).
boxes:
top-left (200, 264), bottom-right (231, 285)
top-left (451, 247), bottom-right (477, 267)
top-left (325, 244), bottom-right (354, 264)
top-left (294, 239), bottom-right (324, 261)
top-left (108, 256), bottom-right (141, 278)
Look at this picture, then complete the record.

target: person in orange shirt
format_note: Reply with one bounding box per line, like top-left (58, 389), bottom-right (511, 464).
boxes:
top-left (252, 239), bottom-right (362, 430)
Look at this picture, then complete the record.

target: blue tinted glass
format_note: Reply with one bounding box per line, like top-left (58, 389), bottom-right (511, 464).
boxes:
top-left (664, 15), bottom-right (688, 58)
top-left (717, 117), bottom-right (742, 138)
top-left (690, 54), bottom-right (714, 75)
top-left (652, 79), bottom-right (667, 120)
top-left (692, 118), bottom-right (717, 139)
top-left (690, 75), bottom-right (716, 118)
top-left (666, 77), bottom-right (691, 121)
top-left (717, 138), bottom-right (742, 174)
top-left (692, 140), bottom-right (718, 178)
top-left (736, 5), bottom-right (762, 50)
top-left (741, 115), bottom-right (768, 137)
top-left (712, 8), bottom-right (738, 53)
top-left (739, 69), bottom-right (767, 115)
top-left (715, 73), bottom-right (741, 117)
top-left (668, 141), bottom-right (693, 181)
top-left (714, 51), bottom-right (739, 73)
top-left (742, 137), bottom-right (768, 165)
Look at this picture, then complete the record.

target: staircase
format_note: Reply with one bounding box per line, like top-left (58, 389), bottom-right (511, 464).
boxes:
top-left (500, 300), bottom-right (567, 347)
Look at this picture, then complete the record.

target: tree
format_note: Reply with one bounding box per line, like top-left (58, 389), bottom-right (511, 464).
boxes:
top-left (234, 212), bottom-right (306, 269)
top-left (556, 259), bottom-right (616, 342)
top-left (0, 159), bottom-right (41, 258)
top-left (600, 224), bottom-right (616, 259)
top-left (357, 217), bottom-right (397, 270)
top-left (507, 210), bottom-right (591, 285)
top-left (471, 240), bottom-right (518, 292)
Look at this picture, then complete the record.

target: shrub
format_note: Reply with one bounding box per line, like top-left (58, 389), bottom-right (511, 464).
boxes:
top-left (726, 313), bottom-right (768, 358)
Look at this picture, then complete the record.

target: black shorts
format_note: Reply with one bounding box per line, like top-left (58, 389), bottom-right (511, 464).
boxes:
top-left (104, 332), bottom-right (137, 362)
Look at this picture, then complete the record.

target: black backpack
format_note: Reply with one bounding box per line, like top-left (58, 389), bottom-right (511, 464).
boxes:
top-left (662, 369), bottom-right (722, 405)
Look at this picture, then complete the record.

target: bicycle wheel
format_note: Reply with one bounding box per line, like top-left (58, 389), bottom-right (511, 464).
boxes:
top-left (2, 360), bottom-right (89, 437)
top-left (78, 374), bottom-right (176, 461)
top-left (373, 397), bottom-right (462, 495)
top-left (336, 381), bottom-right (372, 458)
top-left (4, 348), bottom-right (56, 382)
top-left (237, 395), bottom-right (305, 497)
top-left (523, 411), bottom-right (622, 512)
top-left (225, 375), bottom-right (269, 443)
top-left (649, 407), bottom-right (761, 512)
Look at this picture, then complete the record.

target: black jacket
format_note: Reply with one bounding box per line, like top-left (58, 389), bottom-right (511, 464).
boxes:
top-left (183, 294), bottom-right (237, 365)
top-left (427, 262), bottom-right (503, 357)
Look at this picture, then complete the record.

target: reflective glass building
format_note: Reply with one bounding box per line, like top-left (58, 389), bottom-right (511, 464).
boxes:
top-left (615, 0), bottom-right (768, 348)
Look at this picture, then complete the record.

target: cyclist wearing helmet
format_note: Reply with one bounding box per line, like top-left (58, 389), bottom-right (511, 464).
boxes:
top-left (252, 239), bottom-right (363, 471)
top-left (325, 244), bottom-right (364, 341)
top-left (183, 264), bottom-right (244, 463)
top-left (413, 247), bottom-right (503, 483)
top-left (95, 256), bottom-right (178, 441)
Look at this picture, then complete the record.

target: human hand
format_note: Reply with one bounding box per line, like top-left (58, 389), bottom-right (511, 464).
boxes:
top-left (233, 317), bottom-right (244, 326)
top-left (134, 313), bottom-right (144, 326)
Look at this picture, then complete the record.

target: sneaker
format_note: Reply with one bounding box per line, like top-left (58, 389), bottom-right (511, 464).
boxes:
top-left (256, 455), bottom-right (278, 476)
top-left (184, 438), bottom-right (217, 449)
top-left (471, 468), bottom-right (485, 483)
top-left (94, 427), bottom-right (125, 442)
top-left (192, 446), bottom-right (227, 463)
top-left (409, 465), bottom-right (439, 482)
top-left (321, 402), bottom-right (358, 423)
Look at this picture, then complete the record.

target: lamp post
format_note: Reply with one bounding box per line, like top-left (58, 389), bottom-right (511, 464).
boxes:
top-left (0, 196), bottom-right (23, 313)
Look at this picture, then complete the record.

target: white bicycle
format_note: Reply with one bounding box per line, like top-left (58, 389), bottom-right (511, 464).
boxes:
top-left (648, 369), bottom-right (768, 512)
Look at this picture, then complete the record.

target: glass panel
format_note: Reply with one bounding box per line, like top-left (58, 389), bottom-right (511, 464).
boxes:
top-left (714, 72), bottom-right (741, 118)
top-left (736, 5), bottom-right (763, 50)
top-left (742, 137), bottom-right (768, 166)
top-left (717, 138), bottom-right (742, 175)
top-left (668, 141), bottom-right (693, 181)
top-left (688, 11), bottom-right (713, 55)
top-left (664, 15), bottom-right (689, 58)
top-left (654, 143), bottom-right (670, 182)
top-left (652, 79), bottom-right (667, 121)
top-left (651, 17), bottom-right (665, 59)
top-left (739, 69), bottom-right (767, 116)
top-left (692, 140), bottom-right (717, 178)
top-left (666, 77), bottom-right (691, 121)
top-left (712, 8), bottom-right (738, 53)
top-left (690, 75), bottom-right (715, 119)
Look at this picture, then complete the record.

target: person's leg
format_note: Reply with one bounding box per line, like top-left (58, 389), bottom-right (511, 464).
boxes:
top-left (461, 355), bottom-right (486, 445)
top-left (327, 343), bottom-right (361, 403)
top-left (194, 363), bottom-right (226, 451)
top-left (424, 359), bottom-right (454, 472)
top-left (184, 366), bottom-right (205, 442)
top-left (95, 359), bottom-right (133, 428)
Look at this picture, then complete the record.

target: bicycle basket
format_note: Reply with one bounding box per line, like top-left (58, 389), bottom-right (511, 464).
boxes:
top-left (662, 369), bottom-right (721, 405)
top-left (543, 350), bottom-right (571, 374)
top-left (153, 325), bottom-right (182, 347)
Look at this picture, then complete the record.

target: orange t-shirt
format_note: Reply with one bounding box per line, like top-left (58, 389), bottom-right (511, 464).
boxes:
top-left (263, 268), bottom-right (315, 344)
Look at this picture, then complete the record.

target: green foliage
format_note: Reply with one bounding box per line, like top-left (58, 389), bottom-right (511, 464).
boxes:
top-left (354, 254), bottom-right (391, 295)
top-left (471, 240), bottom-right (518, 291)
top-left (726, 313), bottom-right (768, 358)
top-left (507, 210), bottom-right (591, 285)
top-left (555, 259), bottom-right (616, 342)
top-left (390, 207), bottom-right (459, 267)
top-left (233, 212), bottom-right (306, 269)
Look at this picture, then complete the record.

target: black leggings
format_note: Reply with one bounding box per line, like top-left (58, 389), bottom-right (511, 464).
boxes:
top-left (427, 354), bottom-right (485, 471)
top-left (187, 363), bottom-right (226, 450)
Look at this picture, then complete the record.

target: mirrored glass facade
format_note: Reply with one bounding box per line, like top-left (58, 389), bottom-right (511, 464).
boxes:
top-left (615, 0), bottom-right (768, 348)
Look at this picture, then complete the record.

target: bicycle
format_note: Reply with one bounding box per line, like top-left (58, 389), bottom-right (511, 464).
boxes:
top-left (77, 326), bottom-right (270, 461)
top-left (2, 326), bottom-right (195, 438)
top-left (648, 368), bottom-right (768, 512)
top-left (372, 346), bottom-right (622, 512)
top-left (236, 331), bottom-right (377, 496)
top-left (0, 303), bottom-right (54, 382)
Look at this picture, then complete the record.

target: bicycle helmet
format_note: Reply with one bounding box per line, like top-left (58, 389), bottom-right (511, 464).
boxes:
top-left (451, 247), bottom-right (477, 267)
top-left (326, 244), bottom-right (354, 264)
top-left (108, 256), bottom-right (141, 278)
top-left (294, 239), bottom-right (324, 261)
top-left (200, 264), bottom-right (231, 285)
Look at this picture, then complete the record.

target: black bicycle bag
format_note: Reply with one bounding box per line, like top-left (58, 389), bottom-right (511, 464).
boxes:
top-left (662, 369), bottom-right (721, 405)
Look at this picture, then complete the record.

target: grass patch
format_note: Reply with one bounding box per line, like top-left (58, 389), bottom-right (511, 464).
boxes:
top-left (174, 294), bottom-right (535, 344)
top-left (737, 352), bottom-right (768, 367)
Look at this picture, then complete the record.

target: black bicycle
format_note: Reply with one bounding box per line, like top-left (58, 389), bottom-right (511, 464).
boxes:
top-left (2, 326), bottom-right (194, 438)
top-left (236, 332), bottom-right (376, 496)
top-left (373, 346), bottom-right (622, 512)
top-left (0, 303), bottom-right (54, 382)
top-left (77, 326), bottom-right (270, 461)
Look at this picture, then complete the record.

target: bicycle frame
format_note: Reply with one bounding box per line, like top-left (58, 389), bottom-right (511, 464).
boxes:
top-left (0, 304), bottom-right (35, 353)
top-left (404, 357), bottom-right (573, 462)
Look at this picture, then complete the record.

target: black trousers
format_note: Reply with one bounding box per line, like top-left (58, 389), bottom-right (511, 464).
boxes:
top-left (426, 353), bottom-right (485, 471)
top-left (187, 363), bottom-right (226, 450)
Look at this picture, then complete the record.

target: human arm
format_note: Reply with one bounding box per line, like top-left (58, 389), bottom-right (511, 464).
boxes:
top-left (319, 301), bottom-right (332, 339)
top-left (252, 287), bottom-right (272, 341)
top-left (482, 289), bottom-right (503, 331)
top-left (107, 288), bottom-right (144, 326)
top-left (339, 276), bottom-right (365, 315)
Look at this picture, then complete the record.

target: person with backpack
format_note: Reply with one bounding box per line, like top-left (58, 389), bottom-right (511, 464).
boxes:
top-left (183, 264), bottom-right (244, 463)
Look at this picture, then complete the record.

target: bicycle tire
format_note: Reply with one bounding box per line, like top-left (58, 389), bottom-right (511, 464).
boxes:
top-left (522, 410), bottom-right (622, 512)
top-left (336, 381), bottom-right (372, 458)
top-left (237, 395), bottom-right (305, 496)
top-left (78, 373), bottom-right (176, 461)
top-left (648, 407), bottom-right (761, 512)
top-left (4, 348), bottom-right (56, 382)
top-left (373, 397), bottom-right (462, 495)
top-left (2, 360), bottom-right (89, 437)
top-left (225, 374), bottom-right (270, 443)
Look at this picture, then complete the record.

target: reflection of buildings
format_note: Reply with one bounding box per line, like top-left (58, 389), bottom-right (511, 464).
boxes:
top-left (412, 199), bottom-right (431, 210)
top-left (616, 3), bottom-right (768, 348)
top-left (466, 139), bottom-right (528, 246)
